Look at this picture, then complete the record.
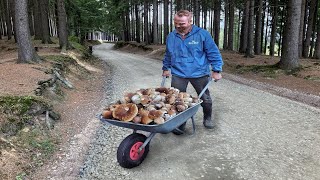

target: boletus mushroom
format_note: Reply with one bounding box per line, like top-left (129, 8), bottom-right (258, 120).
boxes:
top-left (112, 103), bottom-right (138, 122)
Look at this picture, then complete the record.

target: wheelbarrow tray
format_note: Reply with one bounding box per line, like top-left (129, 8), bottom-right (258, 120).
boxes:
top-left (99, 101), bottom-right (202, 134)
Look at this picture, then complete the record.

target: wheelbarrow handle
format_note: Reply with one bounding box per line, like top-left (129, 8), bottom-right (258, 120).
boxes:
top-left (198, 78), bottom-right (213, 99)
top-left (161, 76), bottom-right (213, 99)
top-left (161, 76), bottom-right (169, 87)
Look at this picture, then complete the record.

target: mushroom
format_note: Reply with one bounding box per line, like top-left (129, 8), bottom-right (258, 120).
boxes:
top-left (132, 116), bottom-right (142, 123)
top-left (146, 104), bottom-right (156, 111)
top-left (166, 94), bottom-right (176, 104)
top-left (141, 95), bottom-right (151, 105)
top-left (142, 88), bottom-right (153, 95)
top-left (168, 109), bottom-right (177, 116)
top-left (176, 104), bottom-right (186, 112)
top-left (131, 94), bottom-right (141, 104)
top-left (152, 94), bottom-right (163, 102)
top-left (124, 92), bottom-right (135, 103)
top-left (148, 110), bottom-right (164, 120)
top-left (139, 109), bottom-right (153, 124)
top-left (102, 110), bottom-right (113, 119)
top-left (192, 97), bottom-right (199, 103)
top-left (112, 103), bottom-right (138, 122)
top-left (154, 117), bottom-right (165, 124)
top-left (155, 87), bottom-right (169, 94)
top-left (109, 104), bottom-right (120, 111)
top-left (154, 101), bottom-right (165, 109)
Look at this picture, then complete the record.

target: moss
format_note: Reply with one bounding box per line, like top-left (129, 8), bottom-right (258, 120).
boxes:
top-left (114, 41), bottom-right (128, 49)
top-left (68, 36), bottom-right (92, 58)
top-left (304, 75), bottom-right (320, 81)
top-left (0, 96), bottom-right (50, 135)
top-left (283, 66), bottom-right (302, 76)
top-left (0, 96), bottom-right (40, 115)
top-left (235, 64), bottom-right (282, 78)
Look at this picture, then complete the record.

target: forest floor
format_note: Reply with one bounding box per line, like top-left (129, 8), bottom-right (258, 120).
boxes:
top-left (0, 38), bottom-right (106, 179)
top-left (0, 39), bottom-right (319, 179)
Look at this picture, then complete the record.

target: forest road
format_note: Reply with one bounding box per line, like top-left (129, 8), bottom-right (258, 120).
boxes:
top-left (79, 43), bottom-right (320, 180)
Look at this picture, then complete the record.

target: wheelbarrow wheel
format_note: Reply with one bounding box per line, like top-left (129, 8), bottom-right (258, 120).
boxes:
top-left (172, 122), bottom-right (186, 135)
top-left (117, 133), bottom-right (149, 168)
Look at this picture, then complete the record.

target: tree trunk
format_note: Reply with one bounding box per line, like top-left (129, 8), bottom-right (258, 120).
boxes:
top-left (302, 0), bottom-right (317, 58)
top-left (15, 0), bottom-right (40, 63)
top-left (144, 0), bottom-right (149, 44)
top-left (4, 0), bottom-right (12, 40)
top-left (57, 0), bottom-right (68, 52)
top-left (223, 0), bottom-right (229, 50)
top-left (9, 0), bottom-right (17, 42)
top-left (135, 3), bottom-right (140, 43)
top-left (203, 2), bottom-right (207, 29)
top-left (164, 0), bottom-right (169, 43)
top-left (279, 0), bottom-right (301, 70)
top-left (33, 0), bottom-right (42, 40)
top-left (278, 7), bottom-right (285, 56)
top-left (194, 0), bottom-right (200, 26)
top-left (213, 0), bottom-right (221, 47)
top-left (270, 0), bottom-right (278, 56)
top-left (28, 0), bottom-right (34, 36)
top-left (254, 0), bottom-right (262, 55)
top-left (310, 1), bottom-right (318, 57)
top-left (239, 0), bottom-right (249, 53)
top-left (299, 0), bottom-right (306, 57)
top-left (39, 0), bottom-right (53, 44)
top-left (152, 0), bottom-right (158, 44)
top-left (228, 0), bottom-right (234, 51)
top-left (0, 0), bottom-right (4, 38)
top-left (245, 0), bottom-right (255, 57)
top-left (314, 20), bottom-right (320, 59)
top-left (264, 5), bottom-right (269, 54)
top-left (175, 0), bottom-right (181, 11)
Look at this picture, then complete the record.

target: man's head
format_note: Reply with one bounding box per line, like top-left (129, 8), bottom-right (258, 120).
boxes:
top-left (174, 10), bottom-right (193, 34)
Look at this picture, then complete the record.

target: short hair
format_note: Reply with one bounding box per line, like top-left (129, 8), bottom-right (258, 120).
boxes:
top-left (175, 10), bottom-right (193, 20)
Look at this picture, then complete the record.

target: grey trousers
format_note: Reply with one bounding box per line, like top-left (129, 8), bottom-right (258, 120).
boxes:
top-left (171, 75), bottom-right (212, 120)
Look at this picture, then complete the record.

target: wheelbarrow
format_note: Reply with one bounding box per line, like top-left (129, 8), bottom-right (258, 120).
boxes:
top-left (99, 77), bottom-right (213, 168)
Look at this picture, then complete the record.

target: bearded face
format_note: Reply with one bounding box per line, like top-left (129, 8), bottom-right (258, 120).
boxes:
top-left (174, 15), bottom-right (192, 34)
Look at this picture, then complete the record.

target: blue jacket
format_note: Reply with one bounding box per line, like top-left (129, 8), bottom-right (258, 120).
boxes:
top-left (162, 25), bottom-right (223, 78)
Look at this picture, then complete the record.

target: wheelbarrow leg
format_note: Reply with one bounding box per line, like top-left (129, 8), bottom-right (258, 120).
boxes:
top-left (139, 133), bottom-right (156, 151)
top-left (190, 116), bottom-right (196, 135)
top-left (172, 116), bottom-right (197, 135)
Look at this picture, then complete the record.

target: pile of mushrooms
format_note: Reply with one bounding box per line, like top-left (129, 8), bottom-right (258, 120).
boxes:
top-left (101, 87), bottom-right (199, 125)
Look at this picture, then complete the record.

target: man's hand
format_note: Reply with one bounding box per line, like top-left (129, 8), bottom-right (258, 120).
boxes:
top-left (211, 71), bottom-right (222, 81)
top-left (162, 70), bottom-right (171, 77)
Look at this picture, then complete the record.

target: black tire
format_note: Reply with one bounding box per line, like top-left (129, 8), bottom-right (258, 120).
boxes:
top-left (117, 133), bottom-right (149, 168)
top-left (172, 122), bottom-right (187, 135)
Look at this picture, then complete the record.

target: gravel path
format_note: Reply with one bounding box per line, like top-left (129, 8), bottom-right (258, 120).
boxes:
top-left (79, 43), bottom-right (320, 180)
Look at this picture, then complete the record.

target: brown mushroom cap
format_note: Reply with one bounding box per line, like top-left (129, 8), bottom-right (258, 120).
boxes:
top-left (148, 110), bottom-right (163, 120)
top-left (139, 109), bottom-right (153, 124)
top-left (124, 92), bottom-right (135, 103)
top-left (166, 94), bottom-right (176, 104)
top-left (142, 88), bottom-right (153, 95)
top-left (102, 110), bottom-right (113, 119)
top-left (176, 104), bottom-right (186, 112)
top-left (154, 117), bottom-right (165, 124)
top-left (155, 87), bottom-right (169, 94)
top-left (141, 95), bottom-right (151, 105)
top-left (112, 103), bottom-right (138, 122)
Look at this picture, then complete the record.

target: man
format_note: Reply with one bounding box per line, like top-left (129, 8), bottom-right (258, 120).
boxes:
top-left (162, 10), bottom-right (223, 129)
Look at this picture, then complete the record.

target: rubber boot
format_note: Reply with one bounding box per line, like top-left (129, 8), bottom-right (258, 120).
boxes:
top-left (202, 103), bottom-right (215, 129)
